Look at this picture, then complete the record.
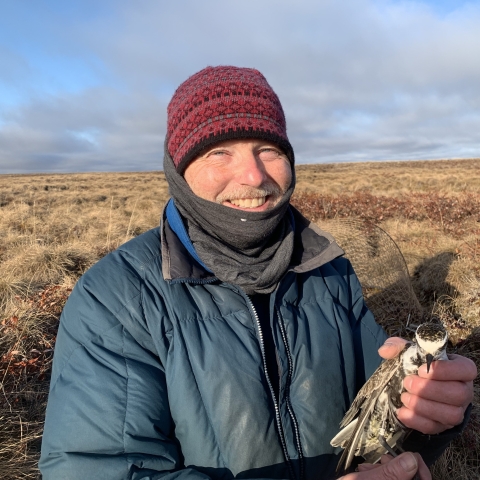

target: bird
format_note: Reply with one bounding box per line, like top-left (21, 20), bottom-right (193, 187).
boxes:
top-left (330, 322), bottom-right (449, 477)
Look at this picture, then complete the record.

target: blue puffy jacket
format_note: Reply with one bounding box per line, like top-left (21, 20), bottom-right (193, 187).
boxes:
top-left (39, 208), bottom-right (456, 479)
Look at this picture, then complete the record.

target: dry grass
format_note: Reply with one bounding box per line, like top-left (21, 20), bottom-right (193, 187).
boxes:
top-left (1, 158), bottom-right (479, 479)
top-left (0, 171), bottom-right (169, 479)
top-left (295, 158), bottom-right (480, 196)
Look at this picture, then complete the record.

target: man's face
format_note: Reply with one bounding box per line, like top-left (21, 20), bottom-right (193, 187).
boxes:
top-left (183, 139), bottom-right (292, 212)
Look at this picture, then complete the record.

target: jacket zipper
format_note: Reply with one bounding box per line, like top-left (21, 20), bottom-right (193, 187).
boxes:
top-left (171, 277), bottom-right (219, 285)
top-left (276, 306), bottom-right (305, 480)
top-left (245, 294), bottom-right (296, 480)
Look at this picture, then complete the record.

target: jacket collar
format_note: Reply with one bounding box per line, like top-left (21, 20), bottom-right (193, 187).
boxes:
top-left (160, 202), bottom-right (344, 282)
top-left (288, 206), bottom-right (344, 274)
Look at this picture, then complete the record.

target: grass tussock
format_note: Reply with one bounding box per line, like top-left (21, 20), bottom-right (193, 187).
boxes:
top-left (1, 159), bottom-right (480, 479)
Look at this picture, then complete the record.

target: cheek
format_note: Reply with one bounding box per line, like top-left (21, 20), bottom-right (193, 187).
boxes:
top-left (268, 161), bottom-right (292, 190)
top-left (186, 167), bottom-right (228, 201)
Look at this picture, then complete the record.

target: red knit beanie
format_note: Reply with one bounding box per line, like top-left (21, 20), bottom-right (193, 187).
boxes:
top-left (167, 66), bottom-right (294, 173)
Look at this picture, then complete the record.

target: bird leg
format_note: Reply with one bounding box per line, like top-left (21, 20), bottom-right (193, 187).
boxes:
top-left (378, 435), bottom-right (420, 480)
top-left (378, 434), bottom-right (397, 457)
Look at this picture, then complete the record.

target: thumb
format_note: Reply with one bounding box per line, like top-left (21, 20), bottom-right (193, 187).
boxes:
top-left (380, 453), bottom-right (419, 479)
top-left (378, 337), bottom-right (409, 359)
top-left (340, 452), bottom-right (419, 480)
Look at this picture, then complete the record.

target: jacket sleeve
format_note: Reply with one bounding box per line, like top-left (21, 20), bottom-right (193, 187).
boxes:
top-left (39, 253), bottom-right (211, 480)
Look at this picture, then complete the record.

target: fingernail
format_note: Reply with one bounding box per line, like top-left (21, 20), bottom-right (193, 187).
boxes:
top-left (399, 453), bottom-right (417, 472)
top-left (403, 376), bottom-right (412, 390)
top-left (378, 342), bottom-right (395, 352)
top-left (419, 364), bottom-right (431, 375)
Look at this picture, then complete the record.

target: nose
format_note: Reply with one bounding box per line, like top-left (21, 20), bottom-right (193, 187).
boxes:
top-left (234, 151), bottom-right (267, 187)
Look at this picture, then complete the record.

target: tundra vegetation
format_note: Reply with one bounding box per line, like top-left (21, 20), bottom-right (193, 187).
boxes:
top-left (1, 159), bottom-right (479, 479)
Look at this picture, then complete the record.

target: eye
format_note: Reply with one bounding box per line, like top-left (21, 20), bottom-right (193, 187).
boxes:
top-left (258, 147), bottom-right (285, 160)
top-left (206, 149), bottom-right (229, 158)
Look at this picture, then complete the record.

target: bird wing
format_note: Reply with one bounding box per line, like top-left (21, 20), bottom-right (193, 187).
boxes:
top-left (332, 350), bottom-right (407, 475)
top-left (339, 355), bottom-right (401, 428)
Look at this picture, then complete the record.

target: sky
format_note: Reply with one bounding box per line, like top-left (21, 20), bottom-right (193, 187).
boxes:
top-left (0, 0), bottom-right (479, 174)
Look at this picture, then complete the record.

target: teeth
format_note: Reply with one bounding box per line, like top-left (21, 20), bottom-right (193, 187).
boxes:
top-left (230, 197), bottom-right (266, 208)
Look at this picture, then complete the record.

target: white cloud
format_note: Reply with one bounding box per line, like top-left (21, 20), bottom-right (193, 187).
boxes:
top-left (0, 0), bottom-right (479, 173)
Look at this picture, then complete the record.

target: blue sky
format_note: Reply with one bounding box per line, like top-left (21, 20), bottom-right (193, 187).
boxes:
top-left (0, 0), bottom-right (479, 173)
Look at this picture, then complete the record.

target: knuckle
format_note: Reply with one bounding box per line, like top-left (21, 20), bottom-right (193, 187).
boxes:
top-left (458, 356), bottom-right (478, 378)
top-left (449, 406), bottom-right (465, 426)
top-left (465, 357), bottom-right (478, 377)
top-left (456, 409), bottom-right (465, 425)
top-left (454, 382), bottom-right (473, 405)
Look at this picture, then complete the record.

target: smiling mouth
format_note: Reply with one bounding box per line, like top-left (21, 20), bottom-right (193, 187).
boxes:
top-left (228, 197), bottom-right (267, 208)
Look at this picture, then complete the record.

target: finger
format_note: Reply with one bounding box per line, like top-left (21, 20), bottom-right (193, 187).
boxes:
top-left (404, 375), bottom-right (474, 407)
top-left (400, 391), bottom-right (466, 427)
top-left (378, 337), bottom-right (409, 359)
top-left (356, 463), bottom-right (379, 471)
top-left (417, 354), bottom-right (477, 382)
top-left (396, 405), bottom-right (452, 434)
top-left (380, 454), bottom-right (394, 464)
top-left (340, 452), bottom-right (423, 479)
top-left (379, 452), bottom-right (420, 479)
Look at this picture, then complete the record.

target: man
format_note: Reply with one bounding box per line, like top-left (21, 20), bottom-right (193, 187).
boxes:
top-left (40, 66), bottom-right (475, 480)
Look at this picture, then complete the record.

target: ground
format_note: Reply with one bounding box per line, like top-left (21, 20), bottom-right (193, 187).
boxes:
top-left (1, 158), bottom-right (479, 479)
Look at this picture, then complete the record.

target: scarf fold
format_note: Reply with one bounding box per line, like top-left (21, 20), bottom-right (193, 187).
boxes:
top-left (163, 148), bottom-right (296, 294)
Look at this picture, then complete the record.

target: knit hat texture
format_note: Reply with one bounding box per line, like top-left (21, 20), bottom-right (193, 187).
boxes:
top-left (167, 66), bottom-right (293, 173)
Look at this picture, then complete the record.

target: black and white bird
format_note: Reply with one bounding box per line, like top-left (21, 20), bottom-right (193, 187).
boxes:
top-left (331, 323), bottom-right (449, 476)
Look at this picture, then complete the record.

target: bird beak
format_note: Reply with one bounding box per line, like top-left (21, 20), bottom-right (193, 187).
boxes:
top-left (426, 354), bottom-right (434, 373)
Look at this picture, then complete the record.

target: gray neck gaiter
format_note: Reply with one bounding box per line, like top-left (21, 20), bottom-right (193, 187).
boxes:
top-left (163, 148), bottom-right (295, 294)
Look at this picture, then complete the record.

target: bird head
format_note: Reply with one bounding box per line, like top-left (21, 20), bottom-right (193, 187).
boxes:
top-left (415, 323), bottom-right (448, 373)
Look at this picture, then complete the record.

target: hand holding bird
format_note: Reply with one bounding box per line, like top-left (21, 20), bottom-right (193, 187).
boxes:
top-left (378, 337), bottom-right (476, 435)
top-left (331, 323), bottom-right (477, 477)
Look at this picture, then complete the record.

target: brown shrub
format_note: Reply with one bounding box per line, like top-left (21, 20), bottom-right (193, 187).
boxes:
top-left (291, 191), bottom-right (480, 238)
